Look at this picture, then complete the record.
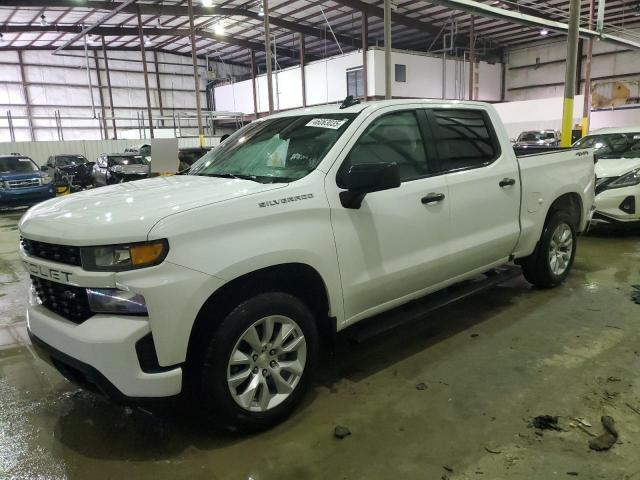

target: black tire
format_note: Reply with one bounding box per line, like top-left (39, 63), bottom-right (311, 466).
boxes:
top-left (196, 292), bottom-right (319, 433)
top-left (520, 211), bottom-right (577, 288)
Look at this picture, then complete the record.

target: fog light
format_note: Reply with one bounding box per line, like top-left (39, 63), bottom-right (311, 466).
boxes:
top-left (86, 288), bottom-right (147, 314)
top-left (619, 196), bottom-right (636, 215)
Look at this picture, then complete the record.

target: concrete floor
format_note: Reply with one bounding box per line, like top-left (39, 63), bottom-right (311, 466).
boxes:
top-left (1, 210), bottom-right (640, 480)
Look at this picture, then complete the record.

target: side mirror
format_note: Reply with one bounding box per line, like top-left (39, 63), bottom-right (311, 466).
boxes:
top-left (339, 162), bottom-right (401, 209)
top-left (40, 165), bottom-right (47, 171)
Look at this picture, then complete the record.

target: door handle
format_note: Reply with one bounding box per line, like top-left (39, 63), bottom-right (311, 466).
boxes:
top-left (421, 192), bottom-right (445, 205)
top-left (499, 178), bottom-right (516, 188)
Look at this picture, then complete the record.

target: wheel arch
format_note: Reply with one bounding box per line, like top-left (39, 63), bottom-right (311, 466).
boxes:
top-left (545, 192), bottom-right (583, 232)
top-left (186, 263), bottom-right (335, 367)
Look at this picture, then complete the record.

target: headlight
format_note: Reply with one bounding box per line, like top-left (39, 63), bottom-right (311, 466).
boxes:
top-left (607, 168), bottom-right (640, 189)
top-left (81, 240), bottom-right (169, 271)
top-left (87, 288), bottom-right (147, 314)
top-left (0, 180), bottom-right (7, 189)
top-left (40, 174), bottom-right (52, 184)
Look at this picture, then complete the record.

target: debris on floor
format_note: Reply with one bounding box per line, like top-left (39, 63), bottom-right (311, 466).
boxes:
top-left (607, 376), bottom-right (621, 383)
top-left (632, 285), bottom-right (640, 304)
top-left (484, 446), bottom-right (501, 454)
top-left (625, 403), bottom-right (640, 415)
top-left (415, 382), bottom-right (428, 391)
top-left (588, 416), bottom-right (618, 451)
top-left (567, 472), bottom-right (579, 476)
top-left (334, 425), bottom-right (351, 439)
top-left (528, 415), bottom-right (562, 431)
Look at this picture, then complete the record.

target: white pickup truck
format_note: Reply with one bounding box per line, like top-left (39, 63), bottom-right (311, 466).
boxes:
top-left (20, 100), bottom-right (595, 432)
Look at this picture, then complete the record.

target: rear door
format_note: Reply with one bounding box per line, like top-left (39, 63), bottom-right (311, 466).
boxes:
top-left (326, 106), bottom-right (452, 323)
top-left (425, 107), bottom-right (521, 277)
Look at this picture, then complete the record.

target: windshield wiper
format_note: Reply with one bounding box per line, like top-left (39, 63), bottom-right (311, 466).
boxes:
top-left (200, 173), bottom-right (260, 182)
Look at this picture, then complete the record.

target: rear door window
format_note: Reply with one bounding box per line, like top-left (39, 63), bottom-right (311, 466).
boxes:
top-left (428, 109), bottom-right (500, 173)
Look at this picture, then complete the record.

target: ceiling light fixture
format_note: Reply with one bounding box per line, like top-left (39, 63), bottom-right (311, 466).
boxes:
top-left (258, 3), bottom-right (264, 16)
top-left (144, 35), bottom-right (154, 46)
top-left (213, 23), bottom-right (225, 35)
top-left (540, 28), bottom-right (549, 36)
top-left (40, 14), bottom-right (48, 26)
top-left (202, 0), bottom-right (213, 6)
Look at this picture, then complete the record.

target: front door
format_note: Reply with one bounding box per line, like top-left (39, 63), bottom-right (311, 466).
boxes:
top-left (326, 107), bottom-right (452, 324)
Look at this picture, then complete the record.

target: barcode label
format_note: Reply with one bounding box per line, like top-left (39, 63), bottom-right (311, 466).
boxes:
top-left (305, 118), bottom-right (348, 130)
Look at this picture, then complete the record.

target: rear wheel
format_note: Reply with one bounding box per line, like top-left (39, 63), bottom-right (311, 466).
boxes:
top-left (520, 211), bottom-right (577, 288)
top-left (196, 292), bottom-right (318, 433)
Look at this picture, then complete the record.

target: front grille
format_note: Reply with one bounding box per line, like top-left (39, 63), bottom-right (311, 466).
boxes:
top-left (7, 178), bottom-right (41, 189)
top-left (21, 237), bottom-right (82, 267)
top-left (31, 275), bottom-right (93, 323)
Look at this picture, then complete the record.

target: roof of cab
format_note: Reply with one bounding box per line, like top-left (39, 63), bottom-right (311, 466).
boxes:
top-left (266, 98), bottom-right (494, 119)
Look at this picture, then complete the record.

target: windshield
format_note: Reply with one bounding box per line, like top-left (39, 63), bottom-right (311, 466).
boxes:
top-left (0, 156), bottom-right (39, 173)
top-left (518, 131), bottom-right (555, 142)
top-left (573, 133), bottom-right (640, 157)
top-left (109, 155), bottom-right (147, 166)
top-left (189, 114), bottom-right (357, 183)
top-left (56, 155), bottom-right (88, 166)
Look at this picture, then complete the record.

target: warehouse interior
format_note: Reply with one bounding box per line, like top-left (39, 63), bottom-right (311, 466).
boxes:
top-left (1, 1), bottom-right (640, 479)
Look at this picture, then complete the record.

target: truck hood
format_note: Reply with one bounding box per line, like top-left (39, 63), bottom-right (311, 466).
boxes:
top-left (595, 157), bottom-right (640, 178)
top-left (19, 175), bottom-right (285, 245)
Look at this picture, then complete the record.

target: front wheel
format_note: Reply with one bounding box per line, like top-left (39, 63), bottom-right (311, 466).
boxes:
top-left (196, 292), bottom-right (319, 433)
top-left (520, 211), bottom-right (577, 288)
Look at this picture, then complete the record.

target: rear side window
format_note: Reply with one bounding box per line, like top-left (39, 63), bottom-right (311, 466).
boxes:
top-left (430, 109), bottom-right (500, 173)
top-left (341, 110), bottom-right (430, 183)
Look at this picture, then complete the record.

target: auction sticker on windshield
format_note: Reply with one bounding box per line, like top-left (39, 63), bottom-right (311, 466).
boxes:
top-left (306, 118), bottom-right (348, 130)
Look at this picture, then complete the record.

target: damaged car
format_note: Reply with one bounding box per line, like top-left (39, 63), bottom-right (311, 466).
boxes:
top-left (92, 153), bottom-right (150, 187)
top-left (43, 154), bottom-right (94, 191)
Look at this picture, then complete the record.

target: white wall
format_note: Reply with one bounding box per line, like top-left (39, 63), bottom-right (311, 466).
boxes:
top-left (493, 95), bottom-right (585, 139)
top-left (590, 106), bottom-right (640, 131)
top-left (214, 47), bottom-right (504, 116)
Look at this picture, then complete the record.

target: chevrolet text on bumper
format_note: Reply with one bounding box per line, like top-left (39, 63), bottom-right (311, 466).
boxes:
top-left (20, 99), bottom-right (596, 432)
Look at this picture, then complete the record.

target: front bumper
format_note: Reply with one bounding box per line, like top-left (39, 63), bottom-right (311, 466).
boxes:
top-left (0, 185), bottom-right (55, 207)
top-left (27, 303), bottom-right (182, 399)
top-left (594, 185), bottom-right (640, 224)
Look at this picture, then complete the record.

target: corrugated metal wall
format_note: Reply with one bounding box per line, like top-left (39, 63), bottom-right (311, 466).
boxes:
top-left (1, 137), bottom-right (221, 165)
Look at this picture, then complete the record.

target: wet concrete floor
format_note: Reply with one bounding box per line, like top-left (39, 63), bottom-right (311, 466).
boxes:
top-left (1, 210), bottom-right (640, 480)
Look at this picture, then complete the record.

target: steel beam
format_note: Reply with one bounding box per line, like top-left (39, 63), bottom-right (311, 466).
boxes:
top-left (2, 25), bottom-right (313, 62)
top-left (93, 49), bottom-right (108, 139)
top-left (250, 50), bottom-right (258, 118)
top-left (362, 11), bottom-right (368, 101)
top-left (425, 0), bottom-right (640, 50)
top-left (263, 0), bottom-right (274, 115)
top-left (187, 0), bottom-right (203, 146)
top-left (153, 50), bottom-right (165, 126)
top-left (137, 5), bottom-right (154, 138)
top-left (101, 36), bottom-right (117, 139)
top-left (53, 0), bottom-right (138, 54)
top-left (384, 0), bottom-right (392, 100)
top-left (468, 15), bottom-right (475, 101)
top-left (17, 51), bottom-right (35, 141)
top-left (561, 0), bottom-right (580, 148)
top-left (2, 0), bottom-right (359, 51)
top-left (300, 34), bottom-right (307, 108)
top-left (582, 0), bottom-right (595, 136)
